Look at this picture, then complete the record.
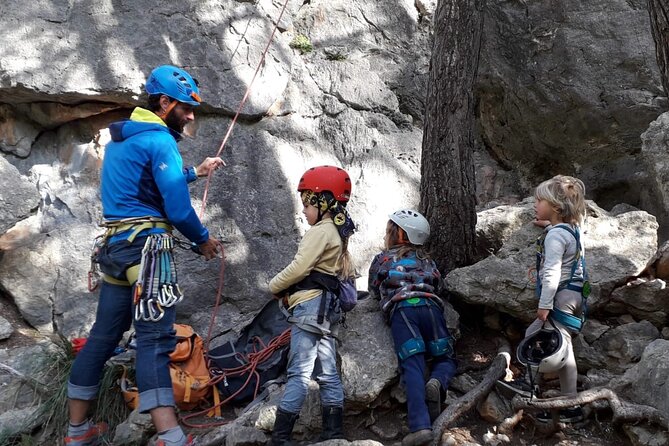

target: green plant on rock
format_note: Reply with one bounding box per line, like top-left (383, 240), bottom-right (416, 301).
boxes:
top-left (289, 34), bottom-right (313, 54)
top-left (324, 49), bottom-right (347, 61)
top-left (0, 337), bottom-right (129, 445)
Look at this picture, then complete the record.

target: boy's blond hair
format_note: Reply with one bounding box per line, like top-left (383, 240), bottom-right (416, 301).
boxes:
top-left (535, 175), bottom-right (586, 225)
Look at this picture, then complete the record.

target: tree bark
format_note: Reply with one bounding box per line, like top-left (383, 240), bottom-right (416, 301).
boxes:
top-left (419, 0), bottom-right (484, 272)
top-left (649, 0), bottom-right (669, 97)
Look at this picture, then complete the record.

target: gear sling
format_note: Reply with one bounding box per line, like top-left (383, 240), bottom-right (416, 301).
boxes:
top-left (535, 224), bottom-right (590, 332)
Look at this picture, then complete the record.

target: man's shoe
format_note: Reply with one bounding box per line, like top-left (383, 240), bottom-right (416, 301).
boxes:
top-left (154, 433), bottom-right (196, 446)
top-left (402, 429), bottom-right (434, 446)
top-left (64, 422), bottom-right (108, 446)
top-left (425, 378), bottom-right (442, 422)
top-left (495, 379), bottom-right (535, 399)
top-left (536, 406), bottom-right (584, 424)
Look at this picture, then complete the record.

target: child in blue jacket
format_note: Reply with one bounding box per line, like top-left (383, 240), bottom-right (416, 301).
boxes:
top-left (369, 209), bottom-right (457, 446)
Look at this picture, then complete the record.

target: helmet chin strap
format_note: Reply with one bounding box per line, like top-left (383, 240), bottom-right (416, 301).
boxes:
top-left (157, 100), bottom-right (178, 121)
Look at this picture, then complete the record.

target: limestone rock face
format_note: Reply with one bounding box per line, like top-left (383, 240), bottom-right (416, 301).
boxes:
top-left (612, 339), bottom-right (669, 414)
top-left (477, 0), bottom-right (667, 207)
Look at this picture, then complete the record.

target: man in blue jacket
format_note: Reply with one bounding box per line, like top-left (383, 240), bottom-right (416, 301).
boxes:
top-left (65, 65), bottom-right (223, 446)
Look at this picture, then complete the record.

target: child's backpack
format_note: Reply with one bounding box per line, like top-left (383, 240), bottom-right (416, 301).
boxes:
top-left (121, 324), bottom-right (212, 410)
top-left (338, 277), bottom-right (358, 312)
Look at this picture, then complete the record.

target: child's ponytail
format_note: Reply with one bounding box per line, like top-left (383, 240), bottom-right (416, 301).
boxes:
top-left (337, 236), bottom-right (356, 280)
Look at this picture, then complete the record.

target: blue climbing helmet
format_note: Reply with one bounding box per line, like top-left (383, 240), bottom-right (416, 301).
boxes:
top-left (145, 65), bottom-right (202, 106)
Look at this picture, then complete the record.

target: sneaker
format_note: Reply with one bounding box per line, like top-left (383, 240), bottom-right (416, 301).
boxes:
top-left (425, 378), bottom-right (442, 422)
top-left (154, 434), bottom-right (196, 446)
top-left (64, 422), bottom-right (108, 446)
top-left (402, 429), bottom-right (434, 446)
top-left (495, 379), bottom-right (535, 399)
top-left (536, 406), bottom-right (584, 424)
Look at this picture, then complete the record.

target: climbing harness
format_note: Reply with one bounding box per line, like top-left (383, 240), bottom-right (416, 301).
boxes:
top-left (535, 224), bottom-right (590, 332)
top-left (394, 299), bottom-right (454, 361)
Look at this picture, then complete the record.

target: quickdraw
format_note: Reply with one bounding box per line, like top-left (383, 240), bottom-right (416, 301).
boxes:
top-left (133, 233), bottom-right (184, 322)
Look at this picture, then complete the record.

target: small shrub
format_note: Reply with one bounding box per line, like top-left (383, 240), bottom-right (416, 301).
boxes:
top-left (289, 34), bottom-right (313, 54)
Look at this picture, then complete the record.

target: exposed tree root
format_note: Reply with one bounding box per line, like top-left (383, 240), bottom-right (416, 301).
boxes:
top-left (431, 339), bottom-right (511, 446)
top-left (511, 387), bottom-right (669, 430)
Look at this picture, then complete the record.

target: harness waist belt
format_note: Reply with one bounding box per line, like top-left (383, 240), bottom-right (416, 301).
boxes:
top-left (106, 222), bottom-right (173, 244)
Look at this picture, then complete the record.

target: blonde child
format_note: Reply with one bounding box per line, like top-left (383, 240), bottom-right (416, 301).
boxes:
top-left (499, 175), bottom-right (588, 423)
top-left (368, 210), bottom-right (457, 446)
top-left (268, 166), bottom-right (356, 445)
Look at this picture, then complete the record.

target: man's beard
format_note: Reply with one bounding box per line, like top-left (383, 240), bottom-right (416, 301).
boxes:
top-left (165, 112), bottom-right (185, 134)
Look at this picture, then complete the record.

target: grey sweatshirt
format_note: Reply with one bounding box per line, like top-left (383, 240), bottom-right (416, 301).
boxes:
top-left (538, 224), bottom-right (585, 310)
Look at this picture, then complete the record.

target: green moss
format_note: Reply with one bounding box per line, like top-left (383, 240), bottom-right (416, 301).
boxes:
top-left (289, 34), bottom-right (313, 54)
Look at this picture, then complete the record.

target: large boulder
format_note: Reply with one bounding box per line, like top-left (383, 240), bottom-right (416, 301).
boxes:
top-left (641, 112), bottom-right (669, 239)
top-left (447, 199), bottom-right (658, 323)
top-left (477, 0), bottom-right (667, 208)
top-left (0, 156), bottom-right (39, 235)
top-left (611, 339), bottom-right (669, 414)
top-left (574, 320), bottom-right (660, 373)
top-left (607, 278), bottom-right (669, 327)
top-left (338, 298), bottom-right (398, 409)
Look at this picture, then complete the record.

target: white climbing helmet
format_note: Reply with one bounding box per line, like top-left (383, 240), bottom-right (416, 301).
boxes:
top-left (389, 209), bottom-right (430, 245)
top-left (516, 322), bottom-right (569, 374)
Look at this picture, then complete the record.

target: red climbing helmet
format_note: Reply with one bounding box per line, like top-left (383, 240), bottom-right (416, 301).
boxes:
top-left (298, 165), bottom-right (352, 202)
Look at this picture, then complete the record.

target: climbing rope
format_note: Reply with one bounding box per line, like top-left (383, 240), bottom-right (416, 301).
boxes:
top-left (180, 328), bottom-right (291, 428)
top-left (182, 0), bottom-right (293, 426)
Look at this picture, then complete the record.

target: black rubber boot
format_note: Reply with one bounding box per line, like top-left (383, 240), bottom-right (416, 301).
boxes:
top-left (271, 408), bottom-right (299, 446)
top-left (319, 406), bottom-right (345, 441)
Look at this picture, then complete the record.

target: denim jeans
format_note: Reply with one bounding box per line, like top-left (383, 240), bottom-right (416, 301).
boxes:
top-left (390, 302), bottom-right (458, 432)
top-left (68, 238), bottom-right (177, 413)
top-left (279, 293), bottom-right (344, 414)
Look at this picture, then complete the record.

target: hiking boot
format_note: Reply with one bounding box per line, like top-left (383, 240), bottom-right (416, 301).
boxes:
top-left (154, 433), bottom-right (196, 446)
top-left (64, 422), bottom-right (108, 446)
top-left (495, 378), bottom-right (535, 400)
top-left (402, 429), bottom-right (434, 446)
top-left (536, 406), bottom-right (584, 424)
top-left (319, 405), bottom-right (345, 441)
top-left (425, 378), bottom-right (442, 422)
top-left (271, 408), bottom-right (299, 446)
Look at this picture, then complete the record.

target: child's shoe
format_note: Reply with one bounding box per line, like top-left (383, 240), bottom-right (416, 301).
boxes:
top-left (402, 429), bottom-right (434, 446)
top-left (63, 421), bottom-right (108, 446)
top-left (425, 378), bottom-right (442, 422)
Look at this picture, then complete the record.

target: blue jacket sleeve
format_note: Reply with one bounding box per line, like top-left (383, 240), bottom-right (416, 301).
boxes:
top-left (151, 139), bottom-right (209, 244)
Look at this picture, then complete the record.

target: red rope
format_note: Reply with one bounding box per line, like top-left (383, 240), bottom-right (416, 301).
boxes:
top-left (199, 0), bottom-right (292, 354)
top-left (181, 328), bottom-right (291, 428)
top-left (181, 0), bottom-right (293, 427)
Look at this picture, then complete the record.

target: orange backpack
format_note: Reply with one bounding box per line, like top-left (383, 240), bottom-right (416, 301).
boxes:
top-left (121, 324), bottom-right (213, 411)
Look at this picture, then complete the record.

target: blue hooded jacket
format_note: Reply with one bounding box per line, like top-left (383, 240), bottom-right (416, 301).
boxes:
top-left (101, 108), bottom-right (208, 244)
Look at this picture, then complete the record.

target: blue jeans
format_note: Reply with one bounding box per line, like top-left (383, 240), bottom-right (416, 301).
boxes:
top-left (279, 293), bottom-right (344, 414)
top-left (390, 303), bottom-right (458, 432)
top-left (68, 238), bottom-right (177, 413)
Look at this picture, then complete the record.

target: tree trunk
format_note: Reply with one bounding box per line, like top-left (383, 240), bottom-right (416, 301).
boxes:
top-left (419, 0), bottom-right (483, 273)
top-left (649, 0), bottom-right (669, 97)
